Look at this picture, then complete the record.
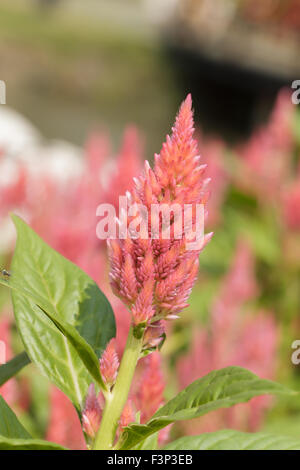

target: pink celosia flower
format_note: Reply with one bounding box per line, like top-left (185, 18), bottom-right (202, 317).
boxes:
top-left (108, 95), bottom-right (212, 342)
top-left (211, 240), bottom-right (258, 362)
top-left (119, 399), bottom-right (135, 431)
top-left (199, 137), bottom-right (228, 227)
top-left (177, 241), bottom-right (278, 434)
top-left (84, 132), bottom-right (110, 177)
top-left (23, 127), bottom-right (142, 282)
top-left (143, 321), bottom-right (165, 349)
top-left (0, 317), bottom-right (18, 406)
top-left (81, 351), bottom-right (167, 443)
top-left (282, 163), bottom-right (300, 232)
top-left (82, 384), bottom-right (102, 439)
top-left (102, 126), bottom-right (143, 209)
top-left (99, 339), bottom-right (119, 388)
top-left (135, 352), bottom-right (165, 423)
top-left (0, 126), bottom-right (157, 449)
top-left (134, 352), bottom-right (170, 444)
top-left (281, 166), bottom-right (300, 265)
top-left (0, 152), bottom-right (27, 220)
top-left (236, 89), bottom-right (294, 202)
top-left (0, 317), bottom-right (13, 361)
top-left (178, 316), bottom-right (277, 433)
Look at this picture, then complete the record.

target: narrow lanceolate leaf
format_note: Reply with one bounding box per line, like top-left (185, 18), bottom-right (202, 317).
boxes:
top-left (163, 430), bottom-right (300, 450)
top-left (0, 396), bottom-right (31, 439)
top-left (1, 215), bottom-right (116, 410)
top-left (0, 437), bottom-right (67, 450)
top-left (0, 351), bottom-right (31, 386)
top-left (118, 366), bottom-right (294, 450)
top-left (36, 304), bottom-right (106, 390)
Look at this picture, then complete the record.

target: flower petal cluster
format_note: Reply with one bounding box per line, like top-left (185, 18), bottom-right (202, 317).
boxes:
top-left (108, 95), bottom-right (212, 343)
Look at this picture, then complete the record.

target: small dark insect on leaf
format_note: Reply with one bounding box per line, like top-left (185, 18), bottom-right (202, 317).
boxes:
top-left (1, 269), bottom-right (11, 277)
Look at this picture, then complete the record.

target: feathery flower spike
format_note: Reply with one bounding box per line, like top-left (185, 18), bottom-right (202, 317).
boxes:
top-left (108, 95), bottom-right (212, 345)
top-left (99, 339), bottom-right (119, 388)
top-left (82, 384), bottom-right (102, 439)
top-left (119, 400), bottom-right (135, 431)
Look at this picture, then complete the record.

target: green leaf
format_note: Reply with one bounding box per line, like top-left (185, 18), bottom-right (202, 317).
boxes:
top-left (1, 215), bottom-right (116, 410)
top-left (0, 276), bottom-right (98, 406)
top-left (226, 209), bottom-right (280, 264)
top-left (0, 351), bottom-right (31, 386)
top-left (36, 303), bottom-right (106, 390)
top-left (263, 414), bottom-right (300, 438)
top-left (0, 437), bottom-right (67, 450)
top-left (11, 215), bottom-right (116, 355)
top-left (133, 433), bottom-right (158, 450)
top-left (292, 108), bottom-right (300, 144)
top-left (118, 366), bottom-right (294, 450)
top-left (163, 430), bottom-right (300, 450)
top-left (30, 373), bottom-right (50, 436)
top-left (0, 396), bottom-right (31, 439)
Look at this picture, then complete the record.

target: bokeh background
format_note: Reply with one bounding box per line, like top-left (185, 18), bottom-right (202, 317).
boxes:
top-left (1, 0), bottom-right (300, 448)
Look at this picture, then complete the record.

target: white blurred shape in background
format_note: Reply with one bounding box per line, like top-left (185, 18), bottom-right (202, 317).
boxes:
top-left (143, 0), bottom-right (178, 24)
top-left (0, 107), bottom-right (83, 253)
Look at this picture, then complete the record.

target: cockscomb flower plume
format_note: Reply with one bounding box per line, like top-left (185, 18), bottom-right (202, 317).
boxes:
top-left (119, 400), bottom-right (135, 431)
top-left (82, 384), bottom-right (102, 439)
top-left (108, 94), bottom-right (212, 345)
top-left (99, 339), bottom-right (119, 389)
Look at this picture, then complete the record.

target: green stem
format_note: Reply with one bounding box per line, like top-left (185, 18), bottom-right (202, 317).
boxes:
top-left (92, 325), bottom-right (143, 450)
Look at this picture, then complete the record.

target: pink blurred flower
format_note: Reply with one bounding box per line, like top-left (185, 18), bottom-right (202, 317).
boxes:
top-left (47, 387), bottom-right (86, 450)
top-left (0, 317), bottom-right (18, 407)
top-left (0, 127), bottom-right (143, 449)
top-left (80, 351), bottom-right (168, 445)
top-left (134, 351), bottom-right (170, 444)
top-left (282, 163), bottom-right (300, 232)
top-left (199, 136), bottom-right (228, 227)
top-left (236, 89), bottom-right (294, 202)
top-left (177, 241), bottom-right (278, 434)
top-left (102, 126), bottom-right (143, 209)
top-left (82, 384), bottom-right (102, 439)
top-left (135, 352), bottom-right (165, 423)
top-left (0, 166), bottom-right (28, 217)
top-left (119, 400), bottom-right (135, 431)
